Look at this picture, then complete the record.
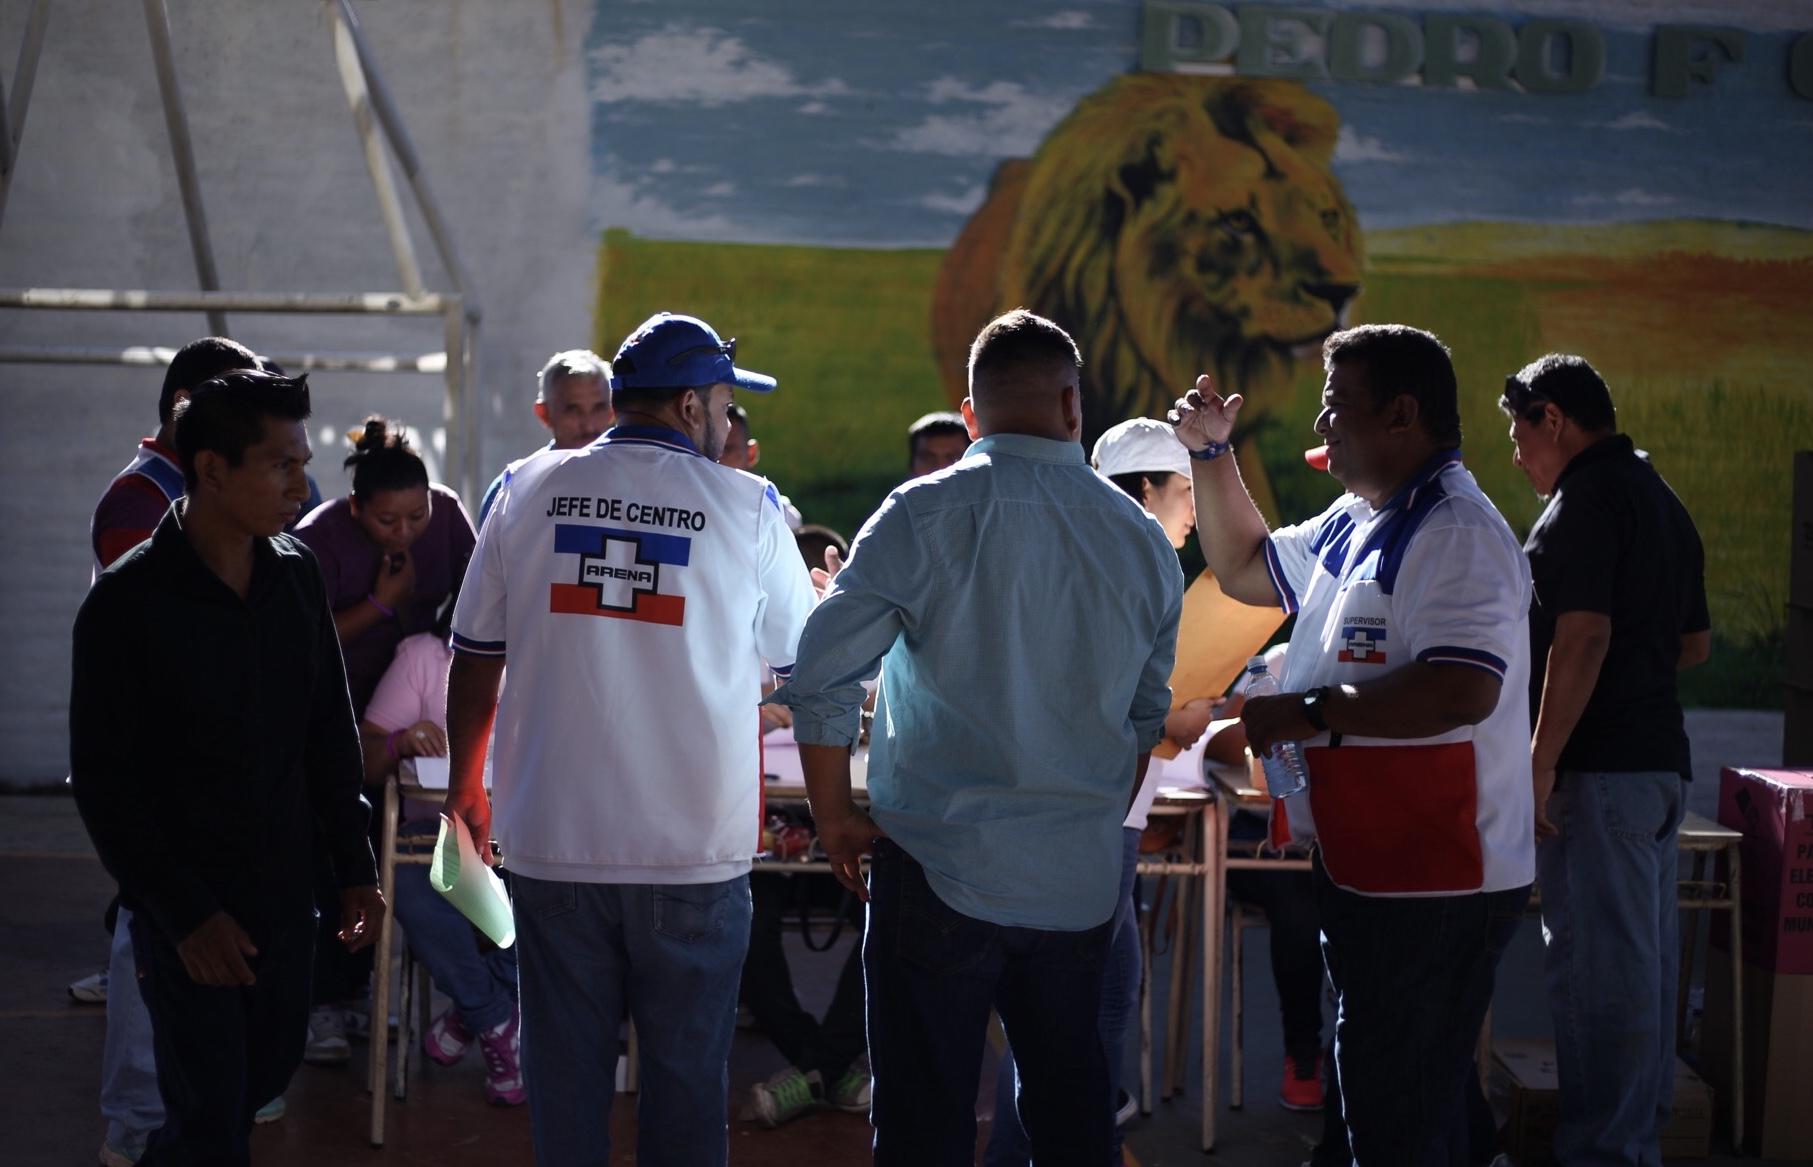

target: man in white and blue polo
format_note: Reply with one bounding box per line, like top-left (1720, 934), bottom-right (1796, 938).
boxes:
top-left (1172, 324), bottom-right (1536, 1166)
top-left (772, 309), bottom-right (1183, 1165)
top-left (442, 312), bottom-right (815, 1166)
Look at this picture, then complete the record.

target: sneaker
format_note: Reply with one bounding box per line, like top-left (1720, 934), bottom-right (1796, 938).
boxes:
top-left (1114, 1086), bottom-right (1138, 1126)
top-left (69, 967), bottom-right (109, 1005)
top-left (303, 1004), bottom-right (351, 1065)
top-left (750, 1065), bottom-right (822, 1127)
top-left (477, 1008), bottom-right (526, 1106)
top-left (253, 1095), bottom-right (286, 1124)
top-left (828, 1063), bottom-right (871, 1113)
top-left (97, 1139), bottom-right (141, 1167)
top-left (1279, 1052), bottom-right (1325, 1112)
top-left (423, 1007), bottom-right (474, 1066)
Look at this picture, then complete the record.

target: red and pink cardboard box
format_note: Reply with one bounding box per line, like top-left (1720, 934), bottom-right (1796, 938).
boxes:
top-left (1717, 767), bottom-right (1813, 974)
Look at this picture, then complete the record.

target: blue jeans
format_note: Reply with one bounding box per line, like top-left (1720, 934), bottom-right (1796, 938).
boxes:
top-left (867, 839), bottom-right (1114, 1167)
top-left (101, 906), bottom-right (163, 1150)
top-left (129, 910), bottom-right (315, 1167)
top-left (511, 873), bottom-right (751, 1167)
top-left (392, 832), bottom-right (517, 1033)
top-left (1539, 771), bottom-right (1684, 1167)
top-left (1312, 853), bottom-right (1531, 1167)
top-left (986, 826), bottom-right (1140, 1166)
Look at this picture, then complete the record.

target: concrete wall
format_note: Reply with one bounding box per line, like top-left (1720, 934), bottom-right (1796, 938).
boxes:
top-left (0, 0), bottom-right (597, 783)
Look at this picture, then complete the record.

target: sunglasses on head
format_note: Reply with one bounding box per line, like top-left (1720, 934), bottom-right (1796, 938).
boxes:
top-left (666, 338), bottom-right (736, 368)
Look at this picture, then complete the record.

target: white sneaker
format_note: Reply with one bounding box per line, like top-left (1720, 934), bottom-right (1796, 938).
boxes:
top-left (304, 1004), bottom-right (350, 1065)
top-left (69, 967), bottom-right (109, 1005)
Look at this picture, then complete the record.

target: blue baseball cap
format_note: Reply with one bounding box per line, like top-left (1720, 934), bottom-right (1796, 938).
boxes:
top-left (608, 312), bottom-right (777, 394)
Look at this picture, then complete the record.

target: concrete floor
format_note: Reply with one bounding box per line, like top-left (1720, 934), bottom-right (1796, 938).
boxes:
top-left (2, 710), bottom-right (1793, 1166)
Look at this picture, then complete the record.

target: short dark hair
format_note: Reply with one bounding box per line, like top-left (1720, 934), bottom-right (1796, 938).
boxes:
top-left (906, 410), bottom-right (967, 464)
top-left (172, 369), bottom-right (312, 488)
top-left (1106, 470), bottom-right (1178, 506)
top-left (1500, 353), bottom-right (1617, 432)
top-left (727, 402), bottom-right (751, 437)
top-left (343, 416), bottom-right (428, 501)
top-left (160, 336), bottom-right (261, 426)
top-left (794, 524), bottom-right (848, 572)
top-left (609, 384), bottom-right (710, 420)
top-left (1322, 324), bottom-right (1462, 446)
top-left (966, 308), bottom-right (1083, 392)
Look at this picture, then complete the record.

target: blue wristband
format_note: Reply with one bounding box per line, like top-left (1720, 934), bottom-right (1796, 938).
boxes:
top-left (1189, 440), bottom-right (1233, 462)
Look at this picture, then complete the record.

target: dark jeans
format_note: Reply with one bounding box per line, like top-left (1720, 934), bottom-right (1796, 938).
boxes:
top-left (866, 839), bottom-right (1113, 1167)
top-left (129, 910), bottom-right (315, 1167)
top-left (1308, 854), bottom-right (1531, 1167)
top-left (1226, 864), bottom-right (1326, 1063)
top-left (740, 870), bottom-right (867, 1082)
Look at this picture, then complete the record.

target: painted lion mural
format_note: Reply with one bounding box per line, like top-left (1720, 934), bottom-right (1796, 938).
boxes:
top-left (931, 75), bottom-right (1363, 511)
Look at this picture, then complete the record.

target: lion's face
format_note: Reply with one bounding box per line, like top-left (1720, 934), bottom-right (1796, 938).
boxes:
top-left (1115, 119), bottom-right (1361, 369)
top-left (971, 76), bottom-right (1364, 445)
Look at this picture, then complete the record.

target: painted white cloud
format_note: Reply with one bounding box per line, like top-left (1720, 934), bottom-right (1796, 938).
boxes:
top-left (1298, 0), bottom-right (1811, 32)
top-left (591, 171), bottom-right (740, 239)
top-left (1596, 111), bottom-right (1679, 133)
top-left (1011, 10), bottom-right (1094, 29)
top-left (1334, 126), bottom-right (1409, 163)
top-left (784, 173), bottom-right (846, 188)
top-left (700, 181), bottom-right (737, 197)
top-left (1498, 113), bottom-right (1550, 125)
top-left (886, 78), bottom-right (1073, 157)
top-left (796, 101), bottom-right (832, 115)
top-left (919, 184), bottom-right (988, 215)
top-left (589, 26), bottom-right (851, 106)
top-left (1572, 187), bottom-right (1678, 207)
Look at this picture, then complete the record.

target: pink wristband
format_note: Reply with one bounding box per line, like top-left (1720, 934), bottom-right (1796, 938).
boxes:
top-left (367, 594), bottom-right (396, 620)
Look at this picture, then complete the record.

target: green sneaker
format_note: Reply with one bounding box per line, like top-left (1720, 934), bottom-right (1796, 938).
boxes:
top-left (828, 1063), bottom-right (872, 1112)
top-left (253, 1095), bottom-right (286, 1124)
top-left (750, 1066), bottom-right (822, 1127)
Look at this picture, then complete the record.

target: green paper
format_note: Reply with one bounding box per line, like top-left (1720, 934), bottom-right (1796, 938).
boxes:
top-left (429, 812), bottom-right (515, 949)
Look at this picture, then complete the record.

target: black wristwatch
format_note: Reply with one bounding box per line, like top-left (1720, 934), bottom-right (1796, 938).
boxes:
top-left (1300, 686), bottom-right (1330, 733)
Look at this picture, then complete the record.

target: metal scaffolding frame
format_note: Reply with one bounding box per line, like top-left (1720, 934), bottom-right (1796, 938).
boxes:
top-left (0, 0), bottom-right (484, 502)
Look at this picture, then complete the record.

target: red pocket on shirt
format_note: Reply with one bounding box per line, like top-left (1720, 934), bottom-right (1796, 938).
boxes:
top-left (1304, 741), bottom-right (1482, 895)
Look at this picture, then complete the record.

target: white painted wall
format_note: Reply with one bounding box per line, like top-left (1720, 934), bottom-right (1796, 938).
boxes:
top-left (0, 0), bottom-right (597, 783)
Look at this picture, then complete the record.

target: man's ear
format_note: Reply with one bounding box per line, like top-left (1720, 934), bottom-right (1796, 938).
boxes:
top-left (191, 449), bottom-right (226, 496)
top-left (746, 438), bottom-right (761, 469)
top-left (1541, 401), bottom-right (1567, 438)
top-left (1061, 384), bottom-right (1083, 441)
top-left (1386, 392), bottom-right (1421, 436)
top-left (533, 400), bottom-right (551, 430)
top-left (959, 397), bottom-right (981, 440)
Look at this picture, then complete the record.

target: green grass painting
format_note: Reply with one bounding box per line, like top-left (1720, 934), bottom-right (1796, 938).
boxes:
top-left (597, 222), bottom-right (1813, 705)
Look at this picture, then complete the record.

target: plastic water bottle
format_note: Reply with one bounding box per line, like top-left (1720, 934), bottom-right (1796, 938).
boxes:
top-left (1243, 656), bottom-right (1308, 797)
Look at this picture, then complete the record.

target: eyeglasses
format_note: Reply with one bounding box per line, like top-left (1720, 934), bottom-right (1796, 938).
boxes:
top-left (665, 338), bottom-right (736, 368)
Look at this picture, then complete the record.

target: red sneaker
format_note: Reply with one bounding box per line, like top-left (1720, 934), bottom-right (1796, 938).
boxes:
top-left (1279, 1052), bottom-right (1325, 1112)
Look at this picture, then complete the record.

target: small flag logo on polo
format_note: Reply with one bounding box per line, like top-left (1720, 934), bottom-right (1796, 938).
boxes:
top-left (1337, 622), bottom-right (1387, 664)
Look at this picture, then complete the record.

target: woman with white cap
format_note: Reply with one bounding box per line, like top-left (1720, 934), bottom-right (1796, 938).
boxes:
top-left (987, 417), bottom-right (1217, 1167)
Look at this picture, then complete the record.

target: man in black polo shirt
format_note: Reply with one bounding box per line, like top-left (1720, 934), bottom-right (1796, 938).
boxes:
top-left (71, 369), bottom-right (385, 1166)
top-left (1502, 353), bottom-right (1709, 1167)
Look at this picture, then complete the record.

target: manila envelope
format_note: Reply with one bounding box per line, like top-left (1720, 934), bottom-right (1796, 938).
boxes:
top-left (1151, 570), bottom-right (1284, 760)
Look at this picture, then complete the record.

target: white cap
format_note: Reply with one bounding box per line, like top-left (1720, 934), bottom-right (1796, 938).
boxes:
top-left (1092, 418), bottom-right (1192, 479)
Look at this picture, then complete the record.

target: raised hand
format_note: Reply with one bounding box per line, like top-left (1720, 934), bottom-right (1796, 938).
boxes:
top-left (1166, 374), bottom-right (1243, 452)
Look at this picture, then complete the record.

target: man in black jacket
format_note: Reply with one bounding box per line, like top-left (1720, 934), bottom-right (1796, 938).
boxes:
top-left (71, 369), bottom-right (385, 1166)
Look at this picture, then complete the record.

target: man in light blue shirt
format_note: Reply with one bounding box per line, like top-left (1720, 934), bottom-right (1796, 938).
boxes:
top-left (770, 309), bottom-right (1182, 1165)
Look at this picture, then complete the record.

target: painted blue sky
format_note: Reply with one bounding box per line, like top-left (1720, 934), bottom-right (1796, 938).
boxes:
top-left (587, 0), bottom-right (1813, 246)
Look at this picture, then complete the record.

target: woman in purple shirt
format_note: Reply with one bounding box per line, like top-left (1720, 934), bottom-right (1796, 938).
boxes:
top-left (295, 417), bottom-right (476, 717)
top-left (293, 417), bottom-right (476, 1063)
